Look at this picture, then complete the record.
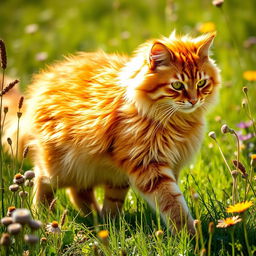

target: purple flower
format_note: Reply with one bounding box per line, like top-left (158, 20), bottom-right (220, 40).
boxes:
top-left (237, 132), bottom-right (253, 141)
top-left (237, 121), bottom-right (253, 129)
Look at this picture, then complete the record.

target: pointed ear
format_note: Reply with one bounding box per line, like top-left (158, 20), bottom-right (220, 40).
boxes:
top-left (149, 42), bottom-right (174, 70)
top-left (197, 33), bottom-right (216, 59)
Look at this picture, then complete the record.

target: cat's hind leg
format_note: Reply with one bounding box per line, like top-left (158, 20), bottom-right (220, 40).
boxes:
top-left (67, 187), bottom-right (100, 216)
top-left (101, 183), bottom-right (129, 217)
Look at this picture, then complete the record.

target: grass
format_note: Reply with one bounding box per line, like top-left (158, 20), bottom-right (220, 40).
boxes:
top-left (0, 0), bottom-right (256, 255)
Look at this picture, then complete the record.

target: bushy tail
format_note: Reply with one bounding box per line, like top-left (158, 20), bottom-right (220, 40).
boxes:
top-left (1, 76), bottom-right (29, 159)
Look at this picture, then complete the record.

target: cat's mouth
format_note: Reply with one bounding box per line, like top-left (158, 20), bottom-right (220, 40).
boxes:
top-left (176, 102), bottom-right (202, 113)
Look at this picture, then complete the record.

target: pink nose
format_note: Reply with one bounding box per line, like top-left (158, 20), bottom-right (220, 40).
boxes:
top-left (189, 98), bottom-right (198, 105)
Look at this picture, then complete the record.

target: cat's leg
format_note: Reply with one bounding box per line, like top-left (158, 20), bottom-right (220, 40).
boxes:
top-left (129, 163), bottom-right (195, 235)
top-left (101, 183), bottom-right (129, 217)
top-left (67, 187), bottom-right (100, 216)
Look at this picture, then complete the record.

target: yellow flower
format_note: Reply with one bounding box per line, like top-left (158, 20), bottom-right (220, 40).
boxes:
top-left (98, 230), bottom-right (109, 240)
top-left (226, 201), bottom-right (253, 213)
top-left (250, 154), bottom-right (256, 160)
top-left (197, 22), bottom-right (216, 33)
top-left (216, 216), bottom-right (242, 228)
top-left (243, 70), bottom-right (256, 81)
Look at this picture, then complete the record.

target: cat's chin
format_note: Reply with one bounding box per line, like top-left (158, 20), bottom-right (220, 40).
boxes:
top-left (178, 106), bottom-right (199, 114)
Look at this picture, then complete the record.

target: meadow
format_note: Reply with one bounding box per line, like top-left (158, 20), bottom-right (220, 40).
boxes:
top-left (0, 0), bottom-right (256, 255)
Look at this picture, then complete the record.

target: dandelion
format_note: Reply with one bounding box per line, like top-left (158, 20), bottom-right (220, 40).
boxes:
top-left (12, 208), bottom-right (32, 224)
top-left (243, 70), bottom-right (256, 81)
top-left (9, 184), bottom-right (19, 192)
top-left (197, 22), bottom-right (216, 33)
top-left (24, 170), bottom-right (35, 180)
top-left (7, 223), bottom-right (22, 235)
top-left (46, 221), bottom-right (61, 234)
top-left (250, 154), bottom-right (256, 167)
top-left (216, 216), bottom-right (242, 228)
top-left (98, 230), bottom-right (109, 246)
top-left (1, 216), bottom-right (13, 226)
top-left (226, 201), bottom-right (253, 213)
top-left (7, 206), bottom-right (16, 217)
top-left (13, 173), bottom-right (25, 185)
top-left (0, 233), bottom-right (11, 246)
top-left (24, 234), bottom-right (39, 244)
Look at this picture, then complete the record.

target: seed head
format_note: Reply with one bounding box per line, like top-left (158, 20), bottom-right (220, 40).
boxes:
top-left (7, 223), bottom-right (22, 235)
top-left (250, 154), bottom-right (256, 167)
top-left (28, 219), bottom-right (42, 230)
top-left (242, 99), bottom-right (247, 108)
top-left (0, 39), bottom-right (7, 70)
top-left (208, 222), bottom-right (214, 234)
top-left (12, 208), bottom-right (32, 224)
top-left (0, 80), bottom-right (19, 96)
top-left (25, 180), bottom-right (34, 187)
top-left (0, 233), bottom-right (11, 246)
top-left (243, 86), bottom-right (248, 94)
top-left (212, 0), bottom-right (224, 7)
top-left (232, 160), bottom-right (247, 177)
top-left (18, 96), bottom-right (24, 109)
top-left (4, 106), bottom-right (8, 113)
top-left (49, 198), bottom-right (57, 212)
top-left (7, 137), bottom-right (12, 146)
top-left (1, 216), bottom-right (13, 226)
top-left (208, 131), bottom-right (216, 140)
top-left (9, 184), bottom-right (20, 192)
top-left (17, 112), bottom-right (22, 118)
top-left (221, 124), bottom-right (234, 134)
top-left (155, 229), bottom-right (164, 238)
top-left (60, 209), bottom-right (68, 227)
top-left (24, 234), bottom-right (39, 244)
top-left (231, 170), bottom-right (240, 178)
top-left (23, 147), bottom-right (29, 159)
top-left (19, 191), bottom-right (29, 198)
top-left (24, 170), bottom-right (35, 180)
top-left (40, 237), bottom-right (47, 245)
top-left (13, 173), bottom-right (25, 185)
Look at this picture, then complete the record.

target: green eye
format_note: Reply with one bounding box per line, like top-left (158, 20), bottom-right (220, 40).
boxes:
top-left (197, 79), bottom-right (207, 88)
top-left (171, 81), bottom-right (184, 90)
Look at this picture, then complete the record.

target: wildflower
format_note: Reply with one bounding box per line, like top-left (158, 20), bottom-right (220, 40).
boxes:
top-left (1, 217), bottom-right (13, 226)
top-left (208, 131), bottom-right (216, 140)
top-left (25, 24), bottom-right (38, 34)
top-left (24, 170), bottom-right (35, 180)
top-left (46, 221), bottom-right (61, 234)
top-left (221, 124), bottom-right (234, 134)
top-left (12, 208), bottom-right (32, 224)
top-left (35, 52), bottom-right (48, 62)
top-left (7, 223), bottom-right (22, 235)
top-left (155, 229), bottom-right (164, 238)
top-left (98, 230), bottom-right (109, 246)
top-left (19, 191), bottom-right (29, 198)
top-left (216, 216), bottom-right (242, 228)
top-left (212, 0), bottom-right (224, 7)
top-left (7, 206), bottom-right (16, 217)
top-left (25, 180), bottom-right (34, 187)
top-left (24, 234), bottom-right (39, 244)
top-left (244, 37), bottom-right (256, 48)
top-left (40, 237), bottom-right (47, 245)
top-left (237, 120), bottom-right (253, 129)
top-left (9, 184), bottom-right (20, 192)
top-left (197, 22), bottom-right (216, 33)
top-left (226, 201), bottom-right (253, 213)
top-left (237, 132), bottom-right (253, 141)
top-left (250, 154), bottom-right (256, 167)
top-left (0, 233), bottom-right (11, 246)
top-left (28, 219), bottom-right (42, 230)
top-left (243, 70), bottom-right (256, 81)
top-left (13, 173), bottom-right (25, 185)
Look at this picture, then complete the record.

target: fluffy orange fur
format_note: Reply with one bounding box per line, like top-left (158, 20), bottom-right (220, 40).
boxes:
top-left (4, 32), bottom-right (221, 234)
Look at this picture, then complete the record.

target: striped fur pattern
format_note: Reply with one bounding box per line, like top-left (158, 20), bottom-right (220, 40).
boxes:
top-left (4, 32), bottom-right (220, 234)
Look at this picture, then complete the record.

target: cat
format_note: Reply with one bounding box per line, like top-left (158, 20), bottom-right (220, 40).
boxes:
top-left (4, 31), bottom-right (221, 235)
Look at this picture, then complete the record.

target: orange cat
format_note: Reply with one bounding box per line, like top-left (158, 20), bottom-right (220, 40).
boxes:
top-left (4, 32), bottom-right (220, 234)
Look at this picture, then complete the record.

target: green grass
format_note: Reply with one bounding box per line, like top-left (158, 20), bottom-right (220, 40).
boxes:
top-left (0, 0), bottom-right (256, 255)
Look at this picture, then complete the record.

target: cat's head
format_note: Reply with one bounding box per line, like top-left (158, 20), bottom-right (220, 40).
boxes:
top-left (122, 32), bottom-right (221, 120)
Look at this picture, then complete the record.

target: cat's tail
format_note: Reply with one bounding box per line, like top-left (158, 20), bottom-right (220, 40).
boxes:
top-left (1, 76), bottom-right (30, 160)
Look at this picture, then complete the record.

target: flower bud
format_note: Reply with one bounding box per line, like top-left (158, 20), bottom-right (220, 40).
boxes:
top-left (7, 223), bottom-right (22, 235)
top-left (208, 131), bottom-right (216, 140)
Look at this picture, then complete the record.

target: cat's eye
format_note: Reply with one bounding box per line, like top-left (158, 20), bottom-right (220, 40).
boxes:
top-left (171, 81), bottom-right (184, 90)
top-left (197, 79), bottom-right (207, 88)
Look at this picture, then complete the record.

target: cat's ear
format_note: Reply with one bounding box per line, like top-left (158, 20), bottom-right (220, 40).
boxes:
top-left (149, 42), bottom-right (175, 70)
top-left (197, 33), bottom-right (216, 59)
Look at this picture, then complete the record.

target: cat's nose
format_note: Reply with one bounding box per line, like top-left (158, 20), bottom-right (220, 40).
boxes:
top-left (189, 98), bottom-right (198, 106)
